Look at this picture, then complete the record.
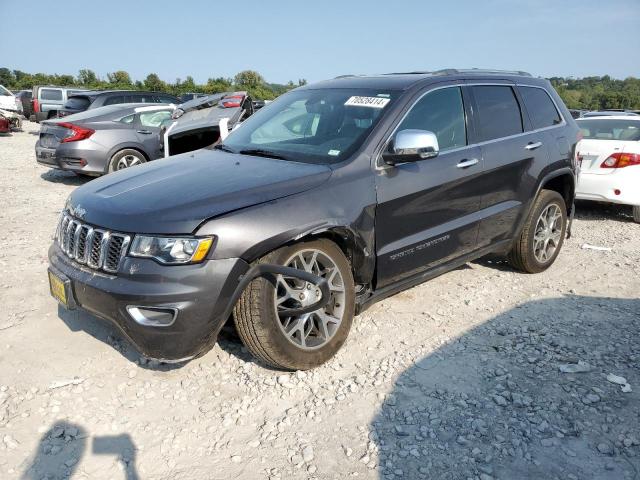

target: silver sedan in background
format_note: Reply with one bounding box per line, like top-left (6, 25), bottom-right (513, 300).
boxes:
top-left (35, 104), bottom-right (174, 177)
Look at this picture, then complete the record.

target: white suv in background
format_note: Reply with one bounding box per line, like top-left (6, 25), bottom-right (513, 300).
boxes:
top-left (575, 116), bottom-right (640, 222)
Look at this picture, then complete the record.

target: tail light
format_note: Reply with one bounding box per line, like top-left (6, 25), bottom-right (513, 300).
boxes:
top-left (58, 122), bottom-right (95, 143)
top-left (600, 152), bottom-right (640, 169)
top-left (33, 99), bottom-right (40, 113)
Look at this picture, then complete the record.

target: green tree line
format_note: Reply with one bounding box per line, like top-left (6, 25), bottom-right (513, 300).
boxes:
top-left (1, 67), bottom-right (638, 109)
top-left (0, 68), bottom-right (308, 101)
top-left (549, 76), bottom-right (639, 110)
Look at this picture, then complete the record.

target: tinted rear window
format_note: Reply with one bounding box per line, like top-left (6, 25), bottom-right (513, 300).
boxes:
top-left (576, 119), bottom-right (640, 141)
top-left (40, 89), bottom-right (63, 101)
top-left (64, 97), bottom-right (91, 110)
top-left (519, 86), bottom-right (561, 129)
top-left (471, 86), bottom-right (523, 142)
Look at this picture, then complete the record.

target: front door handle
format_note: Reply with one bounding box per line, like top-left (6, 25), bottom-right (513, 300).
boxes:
top-left (456, 158), bottom-right (479, 169)
top-left (137, 130), bottom-right (152, 135)
top-left (525, 141), bottom-right (543, 150)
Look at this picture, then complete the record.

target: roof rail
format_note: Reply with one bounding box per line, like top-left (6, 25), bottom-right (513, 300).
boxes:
top-left (432, 68), bottom-right (532, 77)
top-left (383, 69), bottom-right (533, 77)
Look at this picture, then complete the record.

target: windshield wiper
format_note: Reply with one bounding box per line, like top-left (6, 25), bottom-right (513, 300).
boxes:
top-left (214, 144), bottom-right (236, 153)
top-left (238, 149), bottom-right (289, 160)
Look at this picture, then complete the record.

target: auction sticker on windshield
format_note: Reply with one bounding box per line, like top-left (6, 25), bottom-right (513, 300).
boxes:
top-left (344, 96), bottom-right (390, 108)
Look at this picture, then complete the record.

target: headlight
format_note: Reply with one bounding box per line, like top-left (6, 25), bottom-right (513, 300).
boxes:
top-left (129, 236), bottom-right (214, 265)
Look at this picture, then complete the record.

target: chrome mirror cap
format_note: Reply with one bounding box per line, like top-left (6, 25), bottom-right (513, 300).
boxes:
top-left (384, 129), bottom-right (440, 165)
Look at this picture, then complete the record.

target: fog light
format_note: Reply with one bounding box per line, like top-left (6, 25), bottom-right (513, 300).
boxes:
top-left (127, 306), bottom-right (177, 327)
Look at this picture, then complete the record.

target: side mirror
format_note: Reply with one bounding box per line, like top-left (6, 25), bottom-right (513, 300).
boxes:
top-left (382, 129), bottom-right (439, 165)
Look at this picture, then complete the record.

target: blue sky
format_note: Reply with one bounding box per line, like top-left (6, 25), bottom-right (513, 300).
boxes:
top-left (1, 0), bottom-right (638, 84)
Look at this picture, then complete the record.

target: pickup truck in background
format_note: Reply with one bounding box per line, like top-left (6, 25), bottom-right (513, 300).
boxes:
top-left (30, 85), bottom-right (90, 122)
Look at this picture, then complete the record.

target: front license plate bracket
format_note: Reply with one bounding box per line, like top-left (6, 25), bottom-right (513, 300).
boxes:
top-left (48, 268), bottom-right (77, 310)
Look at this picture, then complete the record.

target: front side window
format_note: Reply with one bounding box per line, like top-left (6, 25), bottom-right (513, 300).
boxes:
top-left (395, 87), bottom-right (467, 151)
top-left (222, 88), bottom-right (400, 164)
top-left (139, 110), bottom-right (172, 127)
top-left (40, 89), bottom-right (62, 101)
top-left (0, 85), bottom-right (12, 96)
top-left (471, 86), bottom-right (523, 142)
top-left (519, 86), bottom-right (561, 129)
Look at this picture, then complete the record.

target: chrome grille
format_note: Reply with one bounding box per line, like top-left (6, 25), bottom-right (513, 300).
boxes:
top-left (56, 213), bottom-right (131, 274)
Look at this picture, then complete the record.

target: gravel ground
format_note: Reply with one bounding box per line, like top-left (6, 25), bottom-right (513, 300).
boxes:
top-left (0, 122), bottom-right (638, 480)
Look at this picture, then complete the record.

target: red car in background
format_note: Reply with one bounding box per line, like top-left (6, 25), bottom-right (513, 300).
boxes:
top-left (0, 113), bottom-right (11, 133)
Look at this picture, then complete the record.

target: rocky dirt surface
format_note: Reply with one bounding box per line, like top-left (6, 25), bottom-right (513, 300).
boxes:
top-left (0, 122), bottom-right (638, 480)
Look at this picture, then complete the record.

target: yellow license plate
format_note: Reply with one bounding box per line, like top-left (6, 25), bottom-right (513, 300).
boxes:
top-left (48, 271), bottom-right (68, 307)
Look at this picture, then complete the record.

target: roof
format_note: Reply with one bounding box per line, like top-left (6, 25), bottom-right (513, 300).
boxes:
top-left (68, 90), bottom-right (176, 98)
top-left (304, 69), bottom-right (544, 91)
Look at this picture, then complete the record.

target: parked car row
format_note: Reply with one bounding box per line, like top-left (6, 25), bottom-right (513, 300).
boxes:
top-left (35, 91), bottom-right (254, 176)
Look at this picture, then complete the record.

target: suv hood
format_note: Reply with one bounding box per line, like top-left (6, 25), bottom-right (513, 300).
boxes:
top-left (68, 149), bottom-right (332, 234)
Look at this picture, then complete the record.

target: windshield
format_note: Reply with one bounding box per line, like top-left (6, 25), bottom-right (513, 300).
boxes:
top-left (577, 119), bottom-right (640, 141)
top-left (221, 88), bottom-right (399, 164)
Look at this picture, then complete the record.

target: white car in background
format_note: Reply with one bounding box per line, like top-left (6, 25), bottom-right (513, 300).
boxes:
top-left (0, 85), bottom-right (17, 112)
top-left (575, 116), bottom-right (640, 222)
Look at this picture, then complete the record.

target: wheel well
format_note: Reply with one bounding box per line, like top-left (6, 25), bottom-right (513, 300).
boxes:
top-left (281, 229), bottom-right (370, 286)
top-left (541, 173), bottom-right (574, 212)
top-left (112, 147), bottom-right (149, 161)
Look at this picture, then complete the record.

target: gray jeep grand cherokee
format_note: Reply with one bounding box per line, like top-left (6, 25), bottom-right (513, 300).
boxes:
top-left (48, 69), bottom-right (580, 370)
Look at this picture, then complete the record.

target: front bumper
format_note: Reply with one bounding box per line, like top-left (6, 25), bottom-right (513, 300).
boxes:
top-left (576, 169), bottom-right (640, 207)
top-left (49, 244), bottom-right (250, 361)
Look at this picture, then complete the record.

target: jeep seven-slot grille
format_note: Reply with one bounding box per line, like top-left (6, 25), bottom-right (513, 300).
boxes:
top-left (56, 213), bottom-right (131, 273)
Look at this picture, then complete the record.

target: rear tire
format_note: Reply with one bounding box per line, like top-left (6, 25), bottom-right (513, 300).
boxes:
top-left (508, 190), bottom-right (567, 273)
top-left (108, 149), bottom-right (147, 173)
top-left (233, 239), bottom-right (355, 370)
top-left (633, 206), bottom-right (640, 223)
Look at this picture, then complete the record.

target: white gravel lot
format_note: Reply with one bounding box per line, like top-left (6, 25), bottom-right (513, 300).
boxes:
top-left (0, 121), bottom-right (638, 480)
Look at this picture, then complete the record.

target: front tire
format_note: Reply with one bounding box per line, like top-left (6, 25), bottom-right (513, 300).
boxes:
top-left (508, 190), bottom-right (567, 273)
top-left (233, 239), bottom-right (355, 370)
top-left (633, 206), bottom-right (640, 223)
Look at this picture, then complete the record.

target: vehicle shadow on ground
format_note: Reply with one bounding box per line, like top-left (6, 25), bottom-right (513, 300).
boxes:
top-left (371, 295), bottom-right (639, 480)
top-left (20, 420), bottom-right (139, 479)
top-left (40, 170), bottom-right (92, 186)
top-left (575, 200), bottom-right (635, 223)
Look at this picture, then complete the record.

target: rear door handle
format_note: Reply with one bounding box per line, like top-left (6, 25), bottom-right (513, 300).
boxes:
top-left (456, 158), bottom-right (479, 169)
top-left (525, 141), bottom-right (543, 150)
top-left (137, 130), bottom-right (152, 135)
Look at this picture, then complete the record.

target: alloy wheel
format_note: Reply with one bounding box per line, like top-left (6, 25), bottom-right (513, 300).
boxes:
top-left (533, 203), bottom-right (563, 263)
top-left (116, 154), bottom-right (143, 170)
top-left (274, 249), bottom-right (346, 350)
